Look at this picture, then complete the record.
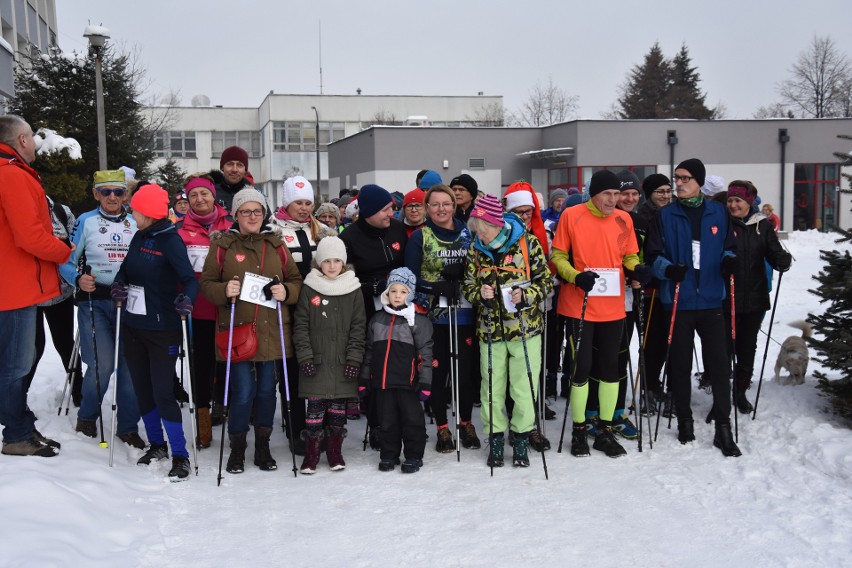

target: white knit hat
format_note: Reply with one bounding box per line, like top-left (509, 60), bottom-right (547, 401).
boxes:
top-left (701, 175), bottom-right (725, 197)
top-left (315, 236), bottom-right (347, 265)
top-left (504, 190), bottom-right (535, 212)
top-left (231, 187), bottom-right (267, 215)
top-left (282, 176), bottom-right (314, 207)
top-left (345, 199), bottom-right (359, 219)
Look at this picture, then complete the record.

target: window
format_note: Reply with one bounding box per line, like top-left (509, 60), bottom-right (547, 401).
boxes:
top-left (211, 131), bottom-right (261, 158)
top-left (547, 165), bottom-right (654, 193)
top-left (793, 163), bottom-right (840, 231)
top-left (151, 131), bottom-right (196, 158)
top-left (272, 121), bottom-right (346, 151)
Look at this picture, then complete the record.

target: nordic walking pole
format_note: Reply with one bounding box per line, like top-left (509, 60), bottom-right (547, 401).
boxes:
top-left (485, 297), bottom-right (495, 477)
top-left (540, 309), bottom-right (548, 438)
top-left (634, 292), bottom-right (652, 450)
top-left (729, 275), bottom-right (738, 443)
top-left (59, 328), bottom-right (81, 416)
top-left (83, 266), bottom-right (108, 449)
top-left (654, 282), bottom-right (680, 442)
top-left (216, 280), bottom-right (238, 487)
top-left (623, 315), bottom-right (640, 452)
top-left (448, 302), bottom-right (461, 462)
top-left (272, 277), bottom-right (298, 477)
top-left (108, 300), bottom-right (123, 466)
top-left (513, 287), bottom-right (548, 480)
top-left (753, 271), bottom-right (783, 420)
top-left (557, 292), bottom-right (588, 453)
top-left (181, 313), bottom-right (199, 475)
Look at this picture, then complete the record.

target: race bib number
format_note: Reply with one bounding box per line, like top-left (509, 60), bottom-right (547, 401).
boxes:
top-left (186, 245), bottom-right (209, 272)
top-left (692, 240), bottom-right (701, 268)
top-left (239, 272), bottom-right (277, 310)
top-left (586, 268), bottom-right (620, 297)
top-left (126, 285), bottom-right (147, 315)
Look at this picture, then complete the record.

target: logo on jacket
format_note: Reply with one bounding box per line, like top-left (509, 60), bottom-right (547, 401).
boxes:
top-left (111, 233), bottom-right (121, 243)
top-left (432, 359), bottom-right (439, 368)
top-left (505, 255), bottom-right (514, 264)
top-left (710, 226), bottom-right (718, 235)
top-left (465, 336), bottom-right (473, 346)
top-left (189, 231), bottom-right (197, 237)
top-left (310, 295), bottom-right (321, 306)
top-left (391, 242), bottom-right (401, 251)
top-left (284, 235), bottom-right (295, 243)
top-left (99, 227), bottom-right (107, 234)
top-left (235, 254), bottom-right (246, 262)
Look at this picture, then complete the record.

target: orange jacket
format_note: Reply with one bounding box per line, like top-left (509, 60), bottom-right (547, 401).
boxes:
top-left (0, 144), bottom-right (71, 310)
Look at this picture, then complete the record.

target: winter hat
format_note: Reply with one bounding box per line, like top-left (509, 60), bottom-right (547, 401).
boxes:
top-left (130, 183), bottom-right (169, 219)
top-left (315, 236), bottom-right (347, 265)
top-left (727, 180), bottom-right (757, 205)
top-left (282, 176), bottom-right (314, 207)
top-left (564, 193), bottom-right (585, 208)
top-left (93, 169), bottom-right (127, 189)
top-left (449, 173), bottom-right (478, 198)
top-left (185, 177), bottom-right (216, 197)
top-left (382, 267), bottom-right (416, 305)
top-left (418, 170), bottom-right (443, 190)
top-left (391, 191), bottom-right (404, 210)
top-left (470, 193), bottom-right (504, 227)
top-left (314, 202), bottom-right (340, 222)
top-left (675, 158), bottom-right (706, 187)
top-left (701, 175), bottom-right (726, 197)
top-left (588, 170), bottom-right (621, 197)
top-left (548, 188), bottom-right (568, 208)
top-left (566, 186), bottom-right (580, 196)
top-left (119, 166), bottom-right (136, 182)
top-left (642, 173), bottom-right (671, 198)
top-left (231, 187), bottom-right (267, 215)
top-left (357, 184), bottom-right (392, 218)
top-left (220, 146), bottom-right (249, 170)
top-left (504, 190), bottom-right (535, 211)
top-left (615, 169), bottom-right (641, 193)
top-left (403, 188), bottom-right (426, 207)
top-left (504, 180), bottom-right (549, 256)
top-left (345, 199), bottom-right (359, 219)
top-left (173, 191), bottom-right (188, 205)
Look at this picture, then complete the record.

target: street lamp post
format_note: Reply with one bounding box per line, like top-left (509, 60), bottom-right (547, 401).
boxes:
top-left (311, 106), bottom-right (321, 203)
top-left (84, 25), bottom-right (110, 171)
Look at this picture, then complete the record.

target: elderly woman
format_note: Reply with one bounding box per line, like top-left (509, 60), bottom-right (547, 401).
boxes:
top-left (201, 187), bottom-right (302, 474)
top-left (724, 181), bottom-right (791, 414)
top-left (314, 201), bottom-right (342, 232)
top-left (113, 183), bottom-right (199, 481)
top-left (462, 194), bottom-right (552, 468)
top-left (175, 175), bottom-right (233, 448)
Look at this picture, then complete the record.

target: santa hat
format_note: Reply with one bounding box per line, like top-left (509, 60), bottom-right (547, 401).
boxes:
top-left (503, 181), bottom-right (549, 256)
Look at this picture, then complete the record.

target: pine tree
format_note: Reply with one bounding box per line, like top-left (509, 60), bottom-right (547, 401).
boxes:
top-left (155, 158), bottom-right (188, 194)
top-left (617, 43), bottom-right (671, 119)
top-left (663, 44), bottom-right (714, 119)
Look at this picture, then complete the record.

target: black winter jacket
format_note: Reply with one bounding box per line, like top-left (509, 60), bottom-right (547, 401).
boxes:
top-left (361, 310), bottom-right (433, 392)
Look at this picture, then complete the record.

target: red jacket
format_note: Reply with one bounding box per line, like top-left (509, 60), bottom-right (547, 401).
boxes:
top-left (0, 144), bottom-right (71, 310)
top-left (176, 205), bottom-right (234, 320)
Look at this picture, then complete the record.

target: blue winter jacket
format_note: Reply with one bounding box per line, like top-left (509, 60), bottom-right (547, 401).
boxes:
top-left (644, 199), bottom-right (735, 311)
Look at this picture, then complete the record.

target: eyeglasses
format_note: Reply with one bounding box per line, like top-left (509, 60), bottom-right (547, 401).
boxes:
top-left (237, 208), bottom-right (264, 218)
top-left (652, 188), bottom-right (673, 195)
top-left (513, 208), bottom-right (535, 218)
top-left (404, 203), bottom-right (424, 210)
top-left (672, 175), bottom-right (694, 183)
top-left (97, 188), bottom-right (126, 197)
top-left (428, 202), bottom-right (454, 210)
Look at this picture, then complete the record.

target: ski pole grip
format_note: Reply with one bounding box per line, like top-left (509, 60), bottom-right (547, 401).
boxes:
top-left (83, 265), bottom-right (92, 276)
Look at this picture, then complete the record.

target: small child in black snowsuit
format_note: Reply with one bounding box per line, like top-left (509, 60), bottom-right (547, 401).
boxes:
top-left (360, 267), bottom-right (433, 473)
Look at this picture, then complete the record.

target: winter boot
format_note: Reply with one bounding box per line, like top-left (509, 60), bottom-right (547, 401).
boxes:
top-left (32, 428), bottom-right (61, 450)
top-left (401, 458), bottom-right (423, 473)
top-left (326, 426), bottom-right (347, 471)
top-left (168, 456), bottom-right (191, 482)
top-left (544, 405), bottom-right (556, 420)
top-left (570, 423), bottom-right (590, 457)
top-left (226, 432), bottom-right (247, 474)
top-left (196, 407), bottom-right (212, 449)
top-left (593, 424), bottom-right (627, 458)
top-left (735, 370), bottom-right (754, 414)
top-left (713, 420), bottom-right (742, 457)
top-left (459, 422), bottom-right (481, 449)
top-left (640, 390), bottom-right (658, 416)
top-left (137, 443), bottom-right (169, 466)
top-left (512, 432), bottom-right (530, 467)
top-left (75, 418), bottom-right (97, 439)
top-left (611, 413), bottom-right (639, 439)
top-left (529, 429), bottom-right (551, 452)
top-left (254, 426), bottom-right (277, 471)
top-left (119, 432), bottom-right (146, 450)
top-left (300, 431), bottom-right (323, 475)
top-left (662, 393), bottom-right (676, 418)
top-left (487, 433), bottom-right (505, 467)
top-left (2, 437), bottom-right (58, 457)
top-left (435, 426), bottom-right (455, 453)
top-left (677, 419), bottom-right (695, 444)
top-left (378, 457), bottom-right (399, 472)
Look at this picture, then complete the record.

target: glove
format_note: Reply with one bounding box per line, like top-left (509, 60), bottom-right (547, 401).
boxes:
top-left (262, 279), bottom-right (275, 301)
top-left (343, 364), bottom-right (360, 380)
top-left (419, 389), bottom-right (431, 402)
top-left (110, 281), bottom-right (129, 302)
top-left (433, 281), bottom-right (459, 304)
top-left (664, 264), bottom-right (688, 282)
top-left (441, 262), bottom-right (464, 282)
top-left (721, 255), bottom-right (738, 277)
top-left (574, 271), bottom-right (599, 293)
top-left (174, 294), bottom-right (193, 316)
top-left (300, 361), bottom-right (317, 377)
top-left (776, 255), bottom-right (792, 273)
top-left (630, 264), bottom-right (653, 287)
top-left (358, 385), bottom-right (369, 399)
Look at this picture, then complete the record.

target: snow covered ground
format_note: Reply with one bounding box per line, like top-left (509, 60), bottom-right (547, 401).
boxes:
top-left (4, 230), bottom-right (852, 568)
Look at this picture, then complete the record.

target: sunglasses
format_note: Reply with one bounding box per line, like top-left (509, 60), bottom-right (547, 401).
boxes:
top-left (97, 188), bottom-right (126, 197)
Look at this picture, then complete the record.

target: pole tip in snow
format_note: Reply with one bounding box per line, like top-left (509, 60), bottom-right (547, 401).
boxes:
top-left (99, 441), bottom-right (108, 448)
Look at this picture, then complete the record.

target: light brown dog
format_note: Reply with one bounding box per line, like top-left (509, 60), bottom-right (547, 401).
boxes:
top-left (774, 321), bottom-right (811, 386)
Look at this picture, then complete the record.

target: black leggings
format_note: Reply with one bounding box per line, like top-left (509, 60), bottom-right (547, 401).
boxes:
top-left (429, 323), bottom-right (477, 428)
top-left (123, 326), bottom-right (183, 423)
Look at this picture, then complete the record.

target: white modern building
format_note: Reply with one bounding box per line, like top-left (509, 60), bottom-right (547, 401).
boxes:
top-left (0, 0), bottom-right (57, 100)
top-left (145, 93), bottom-right (503, 206)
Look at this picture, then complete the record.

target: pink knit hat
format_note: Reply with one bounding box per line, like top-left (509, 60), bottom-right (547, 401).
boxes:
top-left (470, 194), bottom-right (504, 226)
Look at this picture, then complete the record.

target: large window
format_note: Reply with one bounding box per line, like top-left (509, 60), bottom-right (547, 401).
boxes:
top-left (211, 131), bottom-right (261, 158)
top-left (548, 165), bottom-right (656, 193)
top-left (152, 131), bottom-right (196, 158)
top-left (793, 163), bottom-right (839, 231)
top-left (273, 121), bottom-right (345, 151)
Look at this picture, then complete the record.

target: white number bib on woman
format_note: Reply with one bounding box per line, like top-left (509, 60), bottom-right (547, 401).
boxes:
top-left (186, 245), bottom-right (209, 272)
top-left (126, 284), bottom-right (147, 315)
top-left (239, 272), bottom-right (277, 310)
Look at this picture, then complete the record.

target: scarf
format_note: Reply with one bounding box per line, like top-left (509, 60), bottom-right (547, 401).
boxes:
top-left (383, 301), bottom-right (416, 327)
top-left (486, 222), bottom-right (512, 251)
top-left (187, 207), bottom-right (218, 228)
top-left (98, 206), bottom-right (126, 223)
top-left (679, 194), bottom-right (705, 208)
top-left (303, 268), bottom-right (361, 296)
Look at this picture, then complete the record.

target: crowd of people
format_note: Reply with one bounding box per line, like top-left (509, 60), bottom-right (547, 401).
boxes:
top-left (0, 111), bottom-right (793, 482)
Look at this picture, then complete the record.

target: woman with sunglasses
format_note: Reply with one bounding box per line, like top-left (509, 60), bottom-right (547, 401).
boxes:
top-left (61, 169), bottom-right (143, 449)
top-left (201, 187), bottom-right (301, 475)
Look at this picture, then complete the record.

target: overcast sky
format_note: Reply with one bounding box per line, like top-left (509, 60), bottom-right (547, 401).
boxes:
top-left (57, 0), bottom-right (852, 119)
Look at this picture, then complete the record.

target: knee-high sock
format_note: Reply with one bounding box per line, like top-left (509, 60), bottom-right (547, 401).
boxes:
top-left (570, 382), bottom-right (589, 424)
top-left (598, 381), bottom-right (619, 422)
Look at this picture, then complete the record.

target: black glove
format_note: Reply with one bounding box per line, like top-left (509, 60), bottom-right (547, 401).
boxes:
top-left (721, 255), bottom-right (738, 277)
top-left (630, 264), bottom-right (653, 287)
top-left (343, 364), bottom-right (360, 380)
top-left (776, 255), bottom-right (792, 273)
top-left (574, 271), bottom-right (599, 293)
top-left (665, 264), bottom-right (688, 282)
top-left (300, 361), bottom-right (317, 377)
top-left (441, 262), bottom-right (464, 282)
top-left (174, 294), bottom-right (193, 316)
top-left (110, 281), bottom-right (129, 302)
top-left (432, 280), bottom-right (459, 304)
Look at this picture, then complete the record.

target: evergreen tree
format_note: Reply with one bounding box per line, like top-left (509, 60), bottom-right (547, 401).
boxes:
top-left (155, 158), bottom-right (188, 194)
top-left (7, 45), bottom-right (160, 213)
top-left (663, 44), bottom-right (714, 119)
top-left (617, 43), bottom-right (671, 119)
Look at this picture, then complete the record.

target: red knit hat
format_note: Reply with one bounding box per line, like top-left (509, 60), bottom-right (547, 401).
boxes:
top-left (403, 188), bottom-right (425, 207)
top-left (220, 146), bottom-right (249, 170)
top-left (130, 184), bottom-right (170, 219)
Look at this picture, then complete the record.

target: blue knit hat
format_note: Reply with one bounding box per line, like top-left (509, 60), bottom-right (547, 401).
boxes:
top-left (418, 170), bottom-right (443, 190)
top-left (357, 184), bottom-right (393, 219)
top-left (382, 267), bottom-right (416, 305)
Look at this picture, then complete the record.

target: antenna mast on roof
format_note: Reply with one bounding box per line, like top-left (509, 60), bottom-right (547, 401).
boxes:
top-left (318, 20), bottom-right (323, 95)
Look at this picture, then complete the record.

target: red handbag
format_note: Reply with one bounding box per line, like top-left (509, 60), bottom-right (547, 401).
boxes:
top-left (215, 242), bottom-right (267, 362)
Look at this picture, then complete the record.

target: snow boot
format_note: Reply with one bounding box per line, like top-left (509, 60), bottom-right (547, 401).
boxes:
top-left (196, 407), bottom-right (212, 449)
top-left (435, 426), bottom-right (455, 453)
top-left (677, 419), bottom-right (695, 444)
top-left (378, 458), bottom-right (399, 472)
top-left (713, 420), bottom-right (742, 457)
top-left (543, 405), bottom-right (556, 420)
top-left (735, 370), bottom-right (754, 414)
top-left (300, 431), bottom-right (323, 475)
top-left (137, 443), bottom-right (169, 466)
top-left (119, 432), bottom-right (146, 450)
top-left (2, 437), bottom-right (58, 457)
top-left (487, 433), bottom-right (504, 467)
top-left (326, 426), bottom-right (346, 471)
top-left (75, 417), bottom-right (97, 438)
top-left (168, 456), bottom-right (191, 482)
top-left (611, 413), bottom-right (639, 439)
top-left (593, 424), bottom-right (627, 458)
top-left (254, 426), bottom-right (277, 471)
top-left (32, 428), bottom-right (60, 450)
top-left (226, 432), bottom-right (247, 474)
top-left (401, 458), bottom-right (422, 473)
top-left (529, 429), bottom-right (551, 452)
top-left (459, 422), bottom-right (481, 449)
top-left (512, 432), bottom-right (530, 467)
top-left (640, 390), bottom-right (658, 416)
top-left (570, 423), bottom-right (590, 457)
